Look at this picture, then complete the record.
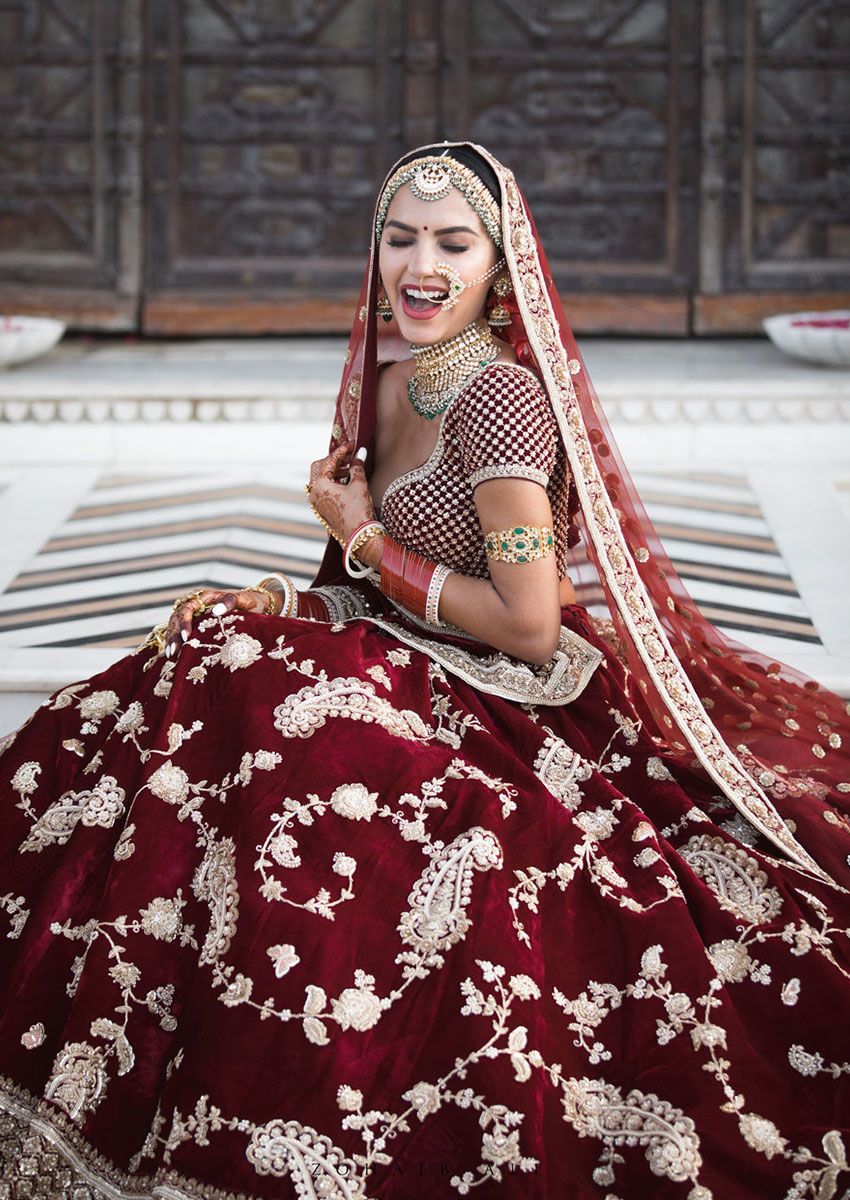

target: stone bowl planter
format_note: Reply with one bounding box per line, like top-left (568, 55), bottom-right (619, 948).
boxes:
top-left (0, 316), bottom-right (66, 368)
top-left (763, 311), bottom-right (850, 367)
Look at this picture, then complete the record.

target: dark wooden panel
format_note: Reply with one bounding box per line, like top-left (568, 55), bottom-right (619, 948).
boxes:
top-left (143, 0), bottom-right (406, 322)
top-left (439, 0), bottom-right (699, 309)
top-left (699, 0), bottom-right (850, 329)
top-left (694, 289), bottom-right (850, 333)
top-left (0, 0), bottom-right (142, 327)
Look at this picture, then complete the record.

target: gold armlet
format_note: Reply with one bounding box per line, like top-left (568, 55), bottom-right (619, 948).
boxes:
top-left (484, 525), bottom-right (554, 564)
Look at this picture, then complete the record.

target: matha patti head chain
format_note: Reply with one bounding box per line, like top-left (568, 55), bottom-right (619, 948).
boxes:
top-left (376, 155), bottom-right (503, 249)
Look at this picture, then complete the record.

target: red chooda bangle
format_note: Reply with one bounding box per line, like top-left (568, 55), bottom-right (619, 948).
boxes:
top-left (380, 533), bottom-right (439, 622)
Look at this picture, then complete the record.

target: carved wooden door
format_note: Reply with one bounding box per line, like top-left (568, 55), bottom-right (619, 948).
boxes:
top-left (2, 1), bottom-right (847, 335)
top-left (142, 0), bottom-right (701, 335)
top-left (696, 0), bottom-right (850, 331)
top-left (142, 0), bottom-right (408, 333)
top-left (0, 0), bottom-right (143, 329)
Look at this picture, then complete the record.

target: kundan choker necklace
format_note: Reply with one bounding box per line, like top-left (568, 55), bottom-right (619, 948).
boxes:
top-left (407, 321), bottom-right (499, 419)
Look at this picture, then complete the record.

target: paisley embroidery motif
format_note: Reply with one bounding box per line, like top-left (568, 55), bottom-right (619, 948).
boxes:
top-left (560, 1077), bottom-right (704, 1188)
top-left (398, 827), bottom-right (504, 969)
top-left (246, 1118), bottom-right (362, 1197)
top-left (274, 677), bottom-right (432, 741)
top-left (19, 776), bottom-right (126, 852)
top-left (680, 835), bottom-right (783, 924)
top-left (534, 735), bottom-right (593, 809)
top-left (193, 836), bottom-right (240, 965)
top-left (44, 1042), bottom-right (109, 1125)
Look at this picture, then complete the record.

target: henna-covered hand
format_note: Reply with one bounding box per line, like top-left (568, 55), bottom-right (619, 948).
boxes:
top-left (163, 587), bottom-right (274, 659)
top-left (307, 442), bottom-right (375, 545)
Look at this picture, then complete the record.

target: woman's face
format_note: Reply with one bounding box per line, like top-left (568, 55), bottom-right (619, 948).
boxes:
top-left (378, 183), bottom-right (500, 346)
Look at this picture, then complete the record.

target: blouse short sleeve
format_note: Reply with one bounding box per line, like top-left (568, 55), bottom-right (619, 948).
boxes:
top-left (456, 363), bottom-right (557, 490)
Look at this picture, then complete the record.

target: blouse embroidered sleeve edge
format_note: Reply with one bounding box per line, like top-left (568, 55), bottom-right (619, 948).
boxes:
top-left (469, 464), bottom-right (551, 490)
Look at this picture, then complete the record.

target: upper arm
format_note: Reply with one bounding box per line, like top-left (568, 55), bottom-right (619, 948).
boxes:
top-left (460, 367), bottom-right (562, 650)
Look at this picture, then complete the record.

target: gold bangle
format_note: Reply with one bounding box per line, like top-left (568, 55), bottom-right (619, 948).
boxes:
top-left (484, 525), bottom-right (554, 564)
top-left (254, 573), bottom-right (297, 618)
top-left (251, 585), bottom-right (277, 616)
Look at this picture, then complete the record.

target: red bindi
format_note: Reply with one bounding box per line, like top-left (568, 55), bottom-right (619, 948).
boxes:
top-left (423, 225), bottom-right (428, 230)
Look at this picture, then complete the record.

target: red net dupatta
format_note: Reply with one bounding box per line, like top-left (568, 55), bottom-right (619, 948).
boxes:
top-left (314, 142), bottom-right (850, 886)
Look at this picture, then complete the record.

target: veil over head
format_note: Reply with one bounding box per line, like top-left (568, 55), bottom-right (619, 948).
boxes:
top-left (316, 141), bottom-right (850, 884)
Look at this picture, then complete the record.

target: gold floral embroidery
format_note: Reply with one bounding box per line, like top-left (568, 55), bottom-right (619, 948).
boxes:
top-left (19, 776), bottom-right (126, 853)
top-left (0, 892), bottom-right (29, 938)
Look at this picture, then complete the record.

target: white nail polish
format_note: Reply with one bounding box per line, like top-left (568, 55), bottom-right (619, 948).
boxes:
top-left (212, 602), bottom-right (226, 615)
top-left (166, 644), bottom-right (173, 658)
top-left (354, 446), bottom-right (367, 462)
top-left (181, 630), bottom-right (188, 642)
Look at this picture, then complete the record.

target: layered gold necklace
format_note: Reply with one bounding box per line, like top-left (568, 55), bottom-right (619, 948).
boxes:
top-left (407, 321), bottom-right (499, 419)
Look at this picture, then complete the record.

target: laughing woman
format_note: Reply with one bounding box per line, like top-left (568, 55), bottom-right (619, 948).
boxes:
top-left (1, 143), bottom-right (849, 1200)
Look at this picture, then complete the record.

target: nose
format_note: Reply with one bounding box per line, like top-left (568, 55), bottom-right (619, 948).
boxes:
top-left (406, 237), bottom-right (438, 281)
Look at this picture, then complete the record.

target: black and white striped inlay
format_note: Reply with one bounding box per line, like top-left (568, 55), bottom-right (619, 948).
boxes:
top-left (0, 468), bottom-right (820, 651)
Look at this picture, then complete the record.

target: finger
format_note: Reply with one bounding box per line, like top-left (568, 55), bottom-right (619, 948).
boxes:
top-left (167, 588), bottom-right (221, 655)
top-left (178, 589), bottom-right (219, 639)
top-left (211, 592), bottom-right (239, 617)
top-left (323, 442), bottom-right (355, 479)
top-left (348, 457), bottom-right (367, 484)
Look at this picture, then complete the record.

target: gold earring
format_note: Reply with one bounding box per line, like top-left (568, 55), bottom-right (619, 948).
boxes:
top-left (376, 294), bottom-right (393, 323)
top-left (488, 272), bottom-right (512, 328)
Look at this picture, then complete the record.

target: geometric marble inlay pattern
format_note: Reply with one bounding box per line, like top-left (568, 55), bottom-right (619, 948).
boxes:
top-left (0, 467), bottom-right (821, 651)
top-left (632, 469), bottom-right (820, 646)
top-left (0, 469), bottom-right (326, 650)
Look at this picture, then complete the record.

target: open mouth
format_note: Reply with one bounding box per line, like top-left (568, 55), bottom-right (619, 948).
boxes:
top-left (401, 286), bottom-right (448, 312)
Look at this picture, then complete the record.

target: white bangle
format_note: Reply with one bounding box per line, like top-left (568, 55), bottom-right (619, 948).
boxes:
top-left (256, 573), bottom-right (296, 617)
top-left (343, 521), bottom-right (385, 579)
top-left (426, 564), bottom-right (452, 625)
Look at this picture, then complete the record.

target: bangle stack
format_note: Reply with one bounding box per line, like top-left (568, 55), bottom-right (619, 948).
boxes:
top-left (248, 574), bottom-right (331, 622)
top-left (426, 564), bottom-right (452, 625)
top-left (254, 573), bottom-right (297, 618)
top-left (295, 591), bottom-right (330, 621)
top-left (380, 533), bottom-right (452, 625)
top-left (343, 520), bottom-right (385, 578)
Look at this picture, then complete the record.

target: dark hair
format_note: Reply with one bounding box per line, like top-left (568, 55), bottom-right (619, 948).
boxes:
top-left (396, 144), bottom-right (501, 208)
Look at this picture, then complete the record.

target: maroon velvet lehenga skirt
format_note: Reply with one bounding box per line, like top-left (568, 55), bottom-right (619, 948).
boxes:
top-left (1, 601), bottom-right (849, 1200)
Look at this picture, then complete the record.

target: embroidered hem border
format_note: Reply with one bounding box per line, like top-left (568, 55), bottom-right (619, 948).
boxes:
top-left (0, 1076), bottom-right (220, 1200)
top-left (365, 617), bottom-right (603, 706)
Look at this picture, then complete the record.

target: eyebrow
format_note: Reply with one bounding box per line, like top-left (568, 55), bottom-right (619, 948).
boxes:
top-left (384, 219), bottom-right (480, 237)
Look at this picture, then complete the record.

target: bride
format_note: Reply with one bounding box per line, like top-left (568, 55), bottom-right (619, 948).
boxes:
top-left (1, 142), bottom-right (849, 1200)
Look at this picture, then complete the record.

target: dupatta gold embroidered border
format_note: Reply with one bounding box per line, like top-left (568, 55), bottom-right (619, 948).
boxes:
top-left (479, 149), bottom-right (829, 882)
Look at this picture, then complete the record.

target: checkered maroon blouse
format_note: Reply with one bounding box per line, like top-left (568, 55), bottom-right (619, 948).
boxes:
top-left (380, 363), bottom-right (570, 579)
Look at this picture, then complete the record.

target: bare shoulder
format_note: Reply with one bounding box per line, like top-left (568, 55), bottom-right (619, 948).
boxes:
top-left (376, 358), bottom-right (413, 417)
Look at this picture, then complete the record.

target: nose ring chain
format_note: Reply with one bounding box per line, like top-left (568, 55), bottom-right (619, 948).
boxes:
top-left (419, 258), bottom-right (507, 312)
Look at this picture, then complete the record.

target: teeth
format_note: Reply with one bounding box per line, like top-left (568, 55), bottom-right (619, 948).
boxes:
top-left (405, 288), bottom-right (447, 302)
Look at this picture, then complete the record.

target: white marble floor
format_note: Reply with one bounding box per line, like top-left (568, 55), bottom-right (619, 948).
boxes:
top-left (0, 336), bottom-right (848, 734)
